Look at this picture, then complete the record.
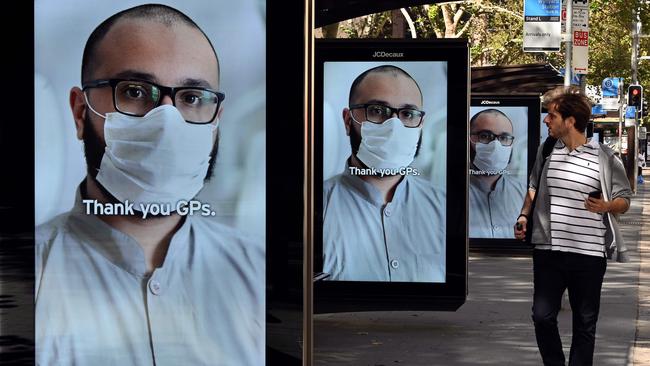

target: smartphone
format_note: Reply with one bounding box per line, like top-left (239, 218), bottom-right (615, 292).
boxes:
top-left (588, 190), bottom-right (602, 199)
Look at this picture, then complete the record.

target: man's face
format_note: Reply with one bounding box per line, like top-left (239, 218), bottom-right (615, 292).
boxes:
top-left (74, 19), bottom-right (220, 176)
top-left (343, 72), bottom-right (423, 155)
top-left (469, 112), bottom-right (513, 157)
top-left (543, 103), bottom-right (570, 139)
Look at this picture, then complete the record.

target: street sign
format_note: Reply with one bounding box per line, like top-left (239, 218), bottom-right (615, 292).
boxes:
top-left (625, 106), bottom-right (637, 127)
top-left (524, 0), bottom-right (562, 52)
top-left (602, 77), bottom-right (622, 98)
top-left (571, 0), bottom-right (589, 74)
top-left (571, 1), bottom-right (589, 28)
top-left (561, 0), bottom-right (588, 32)
top-left (573, 30), bottom-right (588, 46)
top-left (591, 104), bottom-right (605, 115)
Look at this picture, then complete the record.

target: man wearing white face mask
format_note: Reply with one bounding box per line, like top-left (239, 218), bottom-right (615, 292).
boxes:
top-left (322, 65), bottom-right (445, 282)
top-left (469, 109), bottom-right (527, 239)
top-left (35, 5), bottom-right (263, 366)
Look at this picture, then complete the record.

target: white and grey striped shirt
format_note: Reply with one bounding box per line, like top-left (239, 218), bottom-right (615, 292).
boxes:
top-left (536, 138), bottom-right (607, 257)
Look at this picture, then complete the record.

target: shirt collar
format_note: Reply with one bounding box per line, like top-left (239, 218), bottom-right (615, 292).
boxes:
top-left (575, 136), bottom-right (599, 153)
top-left (340, 159), bottom-right (409, 207)
top-left (554, 137), bottom-right (598, 153)
top-left (68, 181), bottom-right (192, 277)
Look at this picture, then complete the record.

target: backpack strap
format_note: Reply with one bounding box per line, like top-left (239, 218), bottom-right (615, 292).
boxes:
top-left (541, 136), bottom-right (557, 161)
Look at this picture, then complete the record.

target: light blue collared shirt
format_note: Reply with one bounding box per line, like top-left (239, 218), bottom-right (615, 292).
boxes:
top-left (35, 187), bottom-right (264, 366)
top-left (322, 166), bottom-right (446, 282)
top-left (469, 174), bottom-right (527, 239)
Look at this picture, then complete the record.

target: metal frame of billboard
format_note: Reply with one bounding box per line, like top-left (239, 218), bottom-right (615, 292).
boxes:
top-left (313, 39), bottom-right (470, 313)
top-left (468, 94), bottom-right (541, 253)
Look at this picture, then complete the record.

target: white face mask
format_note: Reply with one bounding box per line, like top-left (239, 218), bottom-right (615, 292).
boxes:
top-left (355, 117), bottom-right (421, 170)
top-left (473, 140), bottom-right (512, 174)
top-left (90, 104), bottom-right (217, 208)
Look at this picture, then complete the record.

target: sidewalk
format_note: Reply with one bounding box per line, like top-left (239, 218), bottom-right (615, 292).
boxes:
top-left (314, 169), bottom-right (650, 365)
top-left (631, 167), bottom-right (650, 365)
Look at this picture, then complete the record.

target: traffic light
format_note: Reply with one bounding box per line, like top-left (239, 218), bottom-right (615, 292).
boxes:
top-left (628, 84), bottom-right (643, 109)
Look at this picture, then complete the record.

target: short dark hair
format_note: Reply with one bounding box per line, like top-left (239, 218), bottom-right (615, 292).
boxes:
top-left (542, 86), bottom-right (592, 133)
top-left (469, 108), bottom-right (513, 130)
top-left (81, 4), bottom-right (219, 84)
top-left (348, 65), bottom-right (423, 105)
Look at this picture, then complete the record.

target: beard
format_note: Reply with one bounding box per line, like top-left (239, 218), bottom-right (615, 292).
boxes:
top-left (81, 114), bottom-right (219, 217)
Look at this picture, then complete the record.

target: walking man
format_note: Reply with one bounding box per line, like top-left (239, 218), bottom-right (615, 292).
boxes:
top-left (514, 87), bottom-right (632, 365)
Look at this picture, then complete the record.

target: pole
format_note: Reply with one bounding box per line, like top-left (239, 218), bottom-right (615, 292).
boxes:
top-left (632, 8), bottom-right (640, 84)
top-left (619, 76), bottom-right (623, 158)
top-left (579, 74), bottom-right (587, 94)
top-left (627, 122), bottom-right (637, 192)
top-left (619, 104), bottom-right (623, 157)
top-left (303, 0), bottom-right (313, 363)
top-left (564, 0), bottom-right (573, 86)
top-left (629, 6), bottom-right (641, 191)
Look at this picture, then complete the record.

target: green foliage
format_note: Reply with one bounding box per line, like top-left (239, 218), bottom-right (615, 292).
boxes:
top-left (586, 0), bottom-right (650, 125)
top-left (328, 0), bottom-right (650, 124)
top-left (339, 11), bottom-right (393, 38)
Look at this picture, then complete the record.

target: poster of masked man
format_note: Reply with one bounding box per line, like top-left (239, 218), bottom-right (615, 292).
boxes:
top-left (34, 2), bottom-right (266, 364)
top-left (468, 106), bottom-right (529, 239)
top-left (321, 61), bottom-right (447, 283)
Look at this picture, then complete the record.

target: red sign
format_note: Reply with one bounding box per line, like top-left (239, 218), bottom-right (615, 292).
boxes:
top-left (574, 30), bottom-right (588, 46)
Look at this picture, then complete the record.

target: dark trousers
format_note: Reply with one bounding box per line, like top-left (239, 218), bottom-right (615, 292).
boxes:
top-left (532, 249), bottom-right (607, 366)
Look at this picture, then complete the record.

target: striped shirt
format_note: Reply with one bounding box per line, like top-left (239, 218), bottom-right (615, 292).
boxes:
top-left (536, 138), bottom-right (607, 257)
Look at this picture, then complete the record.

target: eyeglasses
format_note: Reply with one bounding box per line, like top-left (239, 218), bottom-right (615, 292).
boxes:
top-left (349, 103), bottom-right (425, 128)
top-left (470, 131), bottom-right (515, 146)
top-left (82, 79), bottom-right (225, 124)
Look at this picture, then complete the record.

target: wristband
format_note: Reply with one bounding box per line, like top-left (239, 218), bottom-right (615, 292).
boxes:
top-left (517, 213), bottom-right (529, 221)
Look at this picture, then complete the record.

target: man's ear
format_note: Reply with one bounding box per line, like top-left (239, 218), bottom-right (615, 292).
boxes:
top-left (216, 103), bottom-right (224, 121)
top-left (212, 104), bottom-right (224, 138)
top-left (70, 87), bottom-right (86, 140)
top-left (342, 108), bottom-right (352, 136)
top-left (565, 116), bottom-right (576, 130)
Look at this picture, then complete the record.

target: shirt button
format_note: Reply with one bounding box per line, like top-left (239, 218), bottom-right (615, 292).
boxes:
top-left (149, 280), bottom-right (162, 295)
top-left (384, 208), bottom-right (392, 217)
top-left (390, 259), bottom-right (399, 269)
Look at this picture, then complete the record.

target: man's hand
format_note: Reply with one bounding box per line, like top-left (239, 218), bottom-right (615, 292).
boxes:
top-left (514, 215), bottom-right (527, 241)
top-left (585, 196), bottom-right (629, 214)
top-left (584, 197), bottom-right (610, 213)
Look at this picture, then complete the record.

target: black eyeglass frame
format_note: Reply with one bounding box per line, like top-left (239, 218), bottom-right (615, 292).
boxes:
top-left (349, 103), bottom-right (426, 128)
top-left (470, 130), bottom-right (515, 146)
top-left (82, 78), bottom-right (226, 124)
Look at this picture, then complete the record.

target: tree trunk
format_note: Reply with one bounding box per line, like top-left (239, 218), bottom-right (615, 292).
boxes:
top-left (322, 23), bottom-right (340, 38)
top-left (391, 9), bottom-right (405, 38)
